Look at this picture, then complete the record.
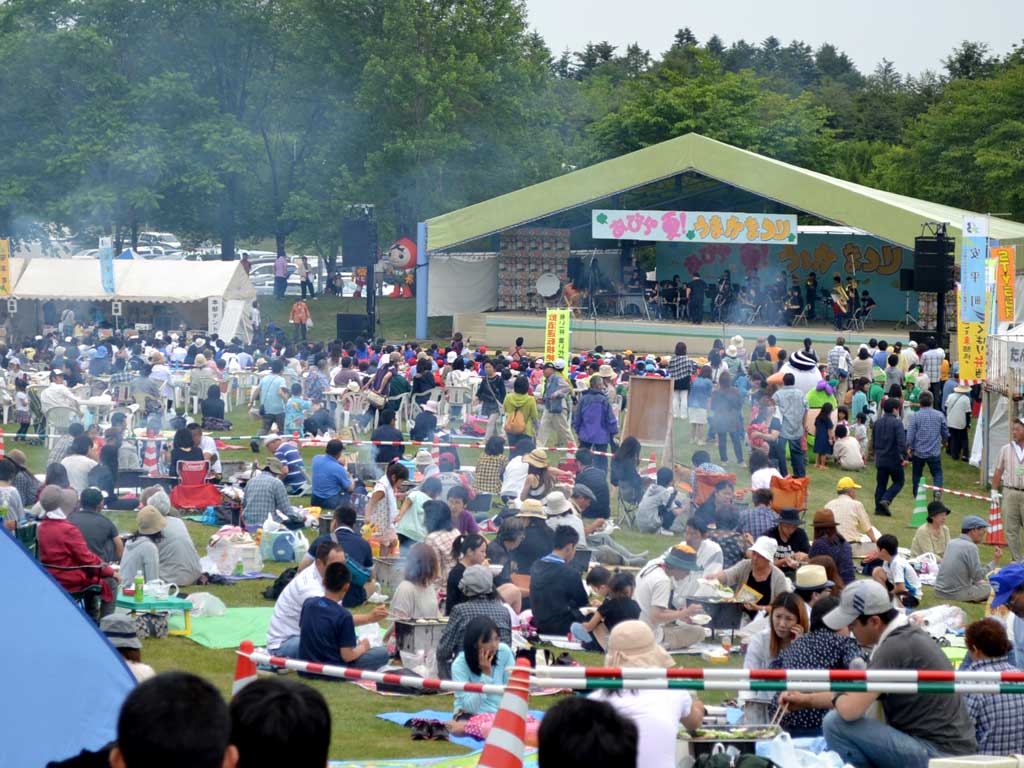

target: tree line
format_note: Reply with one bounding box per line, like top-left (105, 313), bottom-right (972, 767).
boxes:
top-left (1, 0), bottom-right (1021, 270)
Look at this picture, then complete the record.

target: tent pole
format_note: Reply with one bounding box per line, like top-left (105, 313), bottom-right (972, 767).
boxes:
top-left (415, 222), bottom-right (428, 340)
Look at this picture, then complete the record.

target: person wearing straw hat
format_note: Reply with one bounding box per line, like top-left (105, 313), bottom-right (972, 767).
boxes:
top-left (634, 545), bottom-right (707, 650)
top-left (780, 579), bottom-right (976, 765)
top-left (512, 498), bottom-right (553, 572)
top-left (520, 448), bottom-right (557, 504)
top-left (588, 621), bottom-right (706, 768)
top-left (934, 515), bottom-right (1002, 602)
top-left (101, 614), bottom-right (155, 682)
top-left (792, 564), bottom-right (834, 606)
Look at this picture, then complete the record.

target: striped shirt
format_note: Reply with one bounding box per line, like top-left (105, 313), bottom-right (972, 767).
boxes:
top-left (274, 442), bottom-right (308, 491)
top-left (994, 442), bottom-right (1024, 490)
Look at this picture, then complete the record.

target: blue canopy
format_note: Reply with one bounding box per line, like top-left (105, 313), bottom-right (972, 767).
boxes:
top-left (1, 530), bottom-right (135, 764)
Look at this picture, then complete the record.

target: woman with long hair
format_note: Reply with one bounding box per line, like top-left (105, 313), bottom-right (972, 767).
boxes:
top-left (87, 444), bottom-right (135, 510)
top-left (445, 533), bottom-right (488, 615)
top-left (424, 495), bottom-right (461, 588)
top-left (741, 592), bottom-right (808, 723)
top-left (610, 437), bottom-right (643, 505)
top-left (449, 616), bottom-right (516, 719)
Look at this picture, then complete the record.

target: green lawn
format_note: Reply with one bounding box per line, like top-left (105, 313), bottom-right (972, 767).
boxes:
top-left (258, 296), bottom-right (452, 344)
top-left (20, 398), bottom-right (996, 761)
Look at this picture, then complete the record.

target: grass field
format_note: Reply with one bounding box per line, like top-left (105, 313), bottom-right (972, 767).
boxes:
top-left (19, 396), bottom-right (998, 761)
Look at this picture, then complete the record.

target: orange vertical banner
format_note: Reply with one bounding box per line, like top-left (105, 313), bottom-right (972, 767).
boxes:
top-left (993, 245), bottom-right (1016, 322)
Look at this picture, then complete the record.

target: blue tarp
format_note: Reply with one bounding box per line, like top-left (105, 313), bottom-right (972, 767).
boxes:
top-left (1, 530), bottom-right (135, 764)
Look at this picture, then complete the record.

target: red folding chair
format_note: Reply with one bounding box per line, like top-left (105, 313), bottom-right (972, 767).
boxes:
top-left (170, 460), bottom-right (222, 511)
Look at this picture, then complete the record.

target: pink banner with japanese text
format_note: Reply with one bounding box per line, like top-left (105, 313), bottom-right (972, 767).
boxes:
top-left (592, 209), bottom-right (798, 245)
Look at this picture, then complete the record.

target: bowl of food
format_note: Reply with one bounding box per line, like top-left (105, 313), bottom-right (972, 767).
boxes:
top-left (487, 564), bottom-right (504, 577)
top-left (690, 613), bottom-right (713, 625)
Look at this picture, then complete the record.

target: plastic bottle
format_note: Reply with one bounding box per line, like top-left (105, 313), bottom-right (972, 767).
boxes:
top-left (234, 558), bottom-right (244, 576)
top-left (134, 575), bottom-right (144, 603)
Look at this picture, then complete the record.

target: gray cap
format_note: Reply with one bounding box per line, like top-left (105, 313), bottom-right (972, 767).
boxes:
top-left (824, 580), bottom-right (892, 630)
top-left (962, 515), bottom-right (989, 532)
top-left (459, 564), bottom-right (494, 597)
top-left (570, 484), bottom-right (597, 502)
top-left (101, 614), bottom-right (142, 650)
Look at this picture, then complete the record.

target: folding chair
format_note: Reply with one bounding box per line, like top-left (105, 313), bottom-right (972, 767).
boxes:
top-left (790, 305), bottom-right (809, 326)
top-left (169, 460), bottom-right (222, 511)
top-left (44, 406), bottom-right (79, 450)
top-left (614, 486), bottom-right (641, 529)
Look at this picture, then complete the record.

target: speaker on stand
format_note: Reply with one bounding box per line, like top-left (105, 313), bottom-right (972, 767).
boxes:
top-left (896, 269), bottom-right (921, 329)
top-left (913, 229), bottom-right (955, 340)
top-left (341, 214), bottom-right (380, 337)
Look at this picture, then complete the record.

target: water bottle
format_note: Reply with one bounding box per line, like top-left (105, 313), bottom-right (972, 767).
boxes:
top-left (134, 575), bottom-right (144, 603)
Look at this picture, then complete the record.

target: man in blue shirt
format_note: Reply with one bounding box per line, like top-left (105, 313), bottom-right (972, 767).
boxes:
top-left (265, 434), bottom-right (308, 495)
top-left (310, 439), bottom-right (354, 509)
top-left (298, 561), bottom-right (390, 673)
top-left (872, 398), bottom-right (907, 516)
top-left (990, 564), bottom-right (1024, 669)
top-left (257, 359), bottom-right (288, 434)
top-left (907, 391), bottom-right (949, 499)
top-left (302, 506), bottom-right (376, 608)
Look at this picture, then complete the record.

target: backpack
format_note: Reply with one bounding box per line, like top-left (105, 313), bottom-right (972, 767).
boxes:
top-left (504, 406), bottom-right (527, 435)
top-left (262, 566), bottom-right (298, 600)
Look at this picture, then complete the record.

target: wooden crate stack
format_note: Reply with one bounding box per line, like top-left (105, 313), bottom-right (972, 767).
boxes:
top-left (498, 227), bottom-right (570, 312)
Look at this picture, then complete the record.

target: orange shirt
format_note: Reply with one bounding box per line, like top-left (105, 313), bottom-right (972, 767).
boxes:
top-left (766, 346), bottom-right (782, 362)
top-left (290, 302), bottom-right (310, 324)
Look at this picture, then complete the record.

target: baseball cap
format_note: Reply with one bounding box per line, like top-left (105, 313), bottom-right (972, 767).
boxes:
top-left (836, 477), bottom-right (862, 491)
top-left (990, 563), bottom-right (1024, 609)
top-left (961, 515), bottom-right (988, 532)
top-left (824, 580), bottom-right (892, 630)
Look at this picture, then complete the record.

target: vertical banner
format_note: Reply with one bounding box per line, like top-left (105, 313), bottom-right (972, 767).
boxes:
top-left (994, 245), bottom-right (1016, 322)
top-left (0, 239), bottom-right (10, 296)
top-left (957, 291), bottom-right (988, 384)
top-left (208, 296), bottom-right (223, 334)
top-left (544, 309), bottom-right (571, 372)
top-left (98, 237), bottom-right (115, 294)
top-left (960, 216), bottom-right (987, 323)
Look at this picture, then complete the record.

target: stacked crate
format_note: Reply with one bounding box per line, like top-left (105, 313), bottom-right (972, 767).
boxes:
top-left (497, 228), bottom-right (571, 312)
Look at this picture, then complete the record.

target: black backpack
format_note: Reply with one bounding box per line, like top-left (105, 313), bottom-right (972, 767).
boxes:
top-left (262, 567), bottom-right (298, 600)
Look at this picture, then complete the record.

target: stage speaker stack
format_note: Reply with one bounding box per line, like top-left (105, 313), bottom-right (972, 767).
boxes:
top-left (336, 313), bottom-right (371, 340)
top-left (341, 218), bottom-right (378, 267)
top-left (913, 235), bottom-right (955, 293)
top-left (898, 269), bottom-right (915, 291)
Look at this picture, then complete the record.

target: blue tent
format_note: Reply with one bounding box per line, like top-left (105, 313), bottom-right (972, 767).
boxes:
top-left (1, 530), bottom-right (135, 764)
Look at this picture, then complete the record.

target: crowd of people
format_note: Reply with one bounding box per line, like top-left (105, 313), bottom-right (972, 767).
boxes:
top-left (11, 321), bottom-right (1024, 768)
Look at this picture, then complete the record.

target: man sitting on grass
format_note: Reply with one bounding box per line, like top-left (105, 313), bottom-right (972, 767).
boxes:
top-left (934, 515), bottom-right (1002, 603)
top-left (298, 561), bottom-right (390, 672)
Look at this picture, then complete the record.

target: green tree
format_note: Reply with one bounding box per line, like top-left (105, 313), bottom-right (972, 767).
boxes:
top-left (944, 41), bottom-right (998, 80)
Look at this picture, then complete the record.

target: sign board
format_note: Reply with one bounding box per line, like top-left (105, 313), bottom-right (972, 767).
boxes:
top-left (544, 309), bottom-right (571, 372)
top-left (957, 291), bottom-right (988, 383)
top-left (960, 217), bottom-right (987, 323)
top-left (208, 296), bottom-right (223, 334)
top-left (994, 245), bottom-right (1016, 322)
top-left (111, 301), bottom-right (122, 317)
top-left (0, 238), bottom-right (10, 296)
top-left (6, 298), bottom-right (16, 314)
top-left (593, 210), bottom-right (798, 245)
top-left (1008, 342), bottom-right (1024, 371)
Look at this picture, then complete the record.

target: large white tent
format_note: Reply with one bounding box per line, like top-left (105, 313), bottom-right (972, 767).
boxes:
top-left (6, 258), bottom-right (256, 341)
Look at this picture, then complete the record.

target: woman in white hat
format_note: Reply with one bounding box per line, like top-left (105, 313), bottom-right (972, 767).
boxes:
top-left (589, 621), bottom-right (706, 768)
top-left (708, 536), bottom-right (790, 616)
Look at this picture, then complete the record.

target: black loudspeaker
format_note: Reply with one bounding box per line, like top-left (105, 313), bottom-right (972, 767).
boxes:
top-left (341, 218), bottom-right (378, 267)
top-left (336, 313), bottom-right (371, 340)
top-left (898, 269), bottom-right (915, 291)
top-left (913, 235), bottom-right (955, 292)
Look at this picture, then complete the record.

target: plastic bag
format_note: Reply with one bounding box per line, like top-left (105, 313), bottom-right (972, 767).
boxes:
top-left (189, 592), bottom-right (227, 617)
top-left (762, 732), bottom-right (849, 768)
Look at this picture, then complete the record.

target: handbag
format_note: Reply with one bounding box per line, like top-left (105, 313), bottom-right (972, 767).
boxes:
top-left (367, 390), bottom-right (387, 408)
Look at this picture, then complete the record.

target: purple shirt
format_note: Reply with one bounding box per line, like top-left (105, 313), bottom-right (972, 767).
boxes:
top-left (455, 509), bottom-right (480, 535)
top-left (274, 256), bottom-right (287, 278)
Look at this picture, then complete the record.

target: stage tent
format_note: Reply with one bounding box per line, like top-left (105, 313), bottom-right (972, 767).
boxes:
top-left (414, 132), bottom-right (1024, 336)
top-left (9, 258), bottom-right (257, 341)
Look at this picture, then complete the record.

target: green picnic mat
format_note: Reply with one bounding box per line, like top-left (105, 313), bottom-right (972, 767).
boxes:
top-left (168, 607), bottom-right (273, 649)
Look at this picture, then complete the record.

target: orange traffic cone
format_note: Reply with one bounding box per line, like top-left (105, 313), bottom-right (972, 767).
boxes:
top-left (232, 640), bottom-right (258, 695)
top-left (0, 432), bottom-right (6, 458)
top-left (431, 437), bottom-right (440, 465)
top-left (566, 440), bottom-right (576, 464)
top-left (142, 432), bottom-right (159, 476)
top-left (987, 500), bottom-right (1008, 546)
top-left (646, 452), bottom-right (658, 478)
top-left (478, 658), bottom-right (532, 768)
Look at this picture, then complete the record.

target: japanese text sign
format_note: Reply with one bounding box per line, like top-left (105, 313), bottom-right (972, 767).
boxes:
top-left (592, 210), bottom-right (798, 245)
top-left (1007, 342), bottom-right (1024, 371)
top-left (0, 239), bottom-right (9, 296)
top-left (993, 245), bottom-right (1016, 322)
top-left (544, 309), bottom-right (571, 374)
top-left (960, 216), bottom-right (988, 323)
top-left (957, 291), bottom-right (987, 382)
top-left (98, 237), bottom-right (115, 294)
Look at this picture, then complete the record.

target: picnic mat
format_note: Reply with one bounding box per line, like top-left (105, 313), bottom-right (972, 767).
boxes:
top-left (329, 749), bottom-right (538, 767)
top-left (377, 711), bottom-right (545, 751)
top-left (168, 606), bottom-right (273, 649)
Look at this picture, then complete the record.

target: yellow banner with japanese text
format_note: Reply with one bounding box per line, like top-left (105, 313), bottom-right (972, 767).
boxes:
top-left (544, 309), bottom-right (571, 375)
top-left (993, 245), bottom-right (1016, 322)
top-left (0, 239), bottom-right (9, 296)
top-left (957, 291), bottom-right (987, 383)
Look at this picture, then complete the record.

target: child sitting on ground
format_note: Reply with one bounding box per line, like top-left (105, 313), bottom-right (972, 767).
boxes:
top-left (831, 424), bottom-right (864, 471)
top-left (570, 572), bottom-right (641, 651)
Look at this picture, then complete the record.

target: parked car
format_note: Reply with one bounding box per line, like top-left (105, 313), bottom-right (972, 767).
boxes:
top-left (138, 231), bottom-right (182, 249)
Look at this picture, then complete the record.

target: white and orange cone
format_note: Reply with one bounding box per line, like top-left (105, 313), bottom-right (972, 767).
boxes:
top-left (566, 440), bottom-right (576, 464)
top-left (142, 432), bottom-right (159, 476)
top-left (987, 499), bottom-right (1008, 546)
top-left (477, 657), bottom-right (532, 768)
top-left (645, 452), bottom-right (657, 478)
top-left (232, 640), bottom-right (259, 696)
top-left (431, 437), bottom-right (440, 465)
top-left (0, 432), bottom-right (6, 458)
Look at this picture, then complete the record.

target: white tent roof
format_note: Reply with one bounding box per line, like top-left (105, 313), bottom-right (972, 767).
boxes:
top-left (10, 258), bottom-right (256, 303)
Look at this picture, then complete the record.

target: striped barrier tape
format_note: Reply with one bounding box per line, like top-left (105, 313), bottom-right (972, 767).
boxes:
top-left (527, 677), bottom-right (1024, 694)
top-left (532, 666), bottom-right (1024, 683)
top-left (920, 484), bottom-right (991, 502)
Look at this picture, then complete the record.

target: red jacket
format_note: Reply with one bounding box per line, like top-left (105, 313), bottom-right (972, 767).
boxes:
top-left (37, 519), bottom-right (114, 600)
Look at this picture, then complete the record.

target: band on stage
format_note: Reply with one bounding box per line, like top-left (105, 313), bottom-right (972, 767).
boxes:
top-left (563, 266), bottom-right (876, 329)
